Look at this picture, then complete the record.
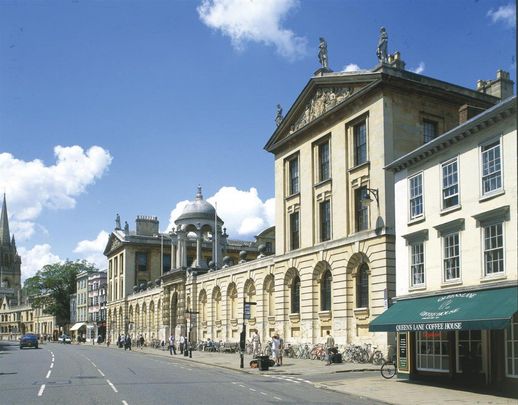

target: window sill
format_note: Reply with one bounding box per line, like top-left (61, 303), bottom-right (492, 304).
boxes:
top-left (408, 216), bottom-right (426, 226)
top-left (409, 285), bottom-right (427, 292)
top-left (480, 274), bottom-right (507, 283)
top-left (268, 316), bottom-right (276, 324)
top-left (289, 313), bottom-right (300, 323)
top-left (314, 178), bottom-right (332, 188)
top-left (285, 192), bottom-right (300, 201)
top-left (479, 189), bottom-right (505, 202)
top-left (440, 205), bottom-right (462, 216)
top-left (318, 310), bottom-right (332, 321)
top-left (353, 307), bottom-right (369, 320)
top-left (348, 161), bottom-right (370, 173)
top-left (441, 280), bottom-right (462, 288)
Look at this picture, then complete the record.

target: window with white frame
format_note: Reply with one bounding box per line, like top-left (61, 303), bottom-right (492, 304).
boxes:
top-left (481, 140), bottom-right (502, 195)
top-left (442, 158), bottom-right (459, 209)
top-left (443, 232), bottom-right (460, 281)
top-left (505, 313), bottom-right (518, 377)
top-left (409, 173), bottom-right (423, 219)
top-left (318, 140), bottom-right (330, 182)
top-left (483, 222), bottom-right (504, 276)
top-left (416, 331), bottom-right (449, 372)
top-left (288, 156), bottom-right (300, 195)
top-left (410, 242), bottom-right (425, 287)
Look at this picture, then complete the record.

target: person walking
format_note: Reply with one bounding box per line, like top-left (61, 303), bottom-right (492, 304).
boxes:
top-left (179, 335), bottom-right (185, 354)
top-left (169, 334), bottom-right (176, 355)
top-left (278, 335), bottom-right (284, 366)
top-left (325, 330), bottom-right (335, 365)
top-left (139, 334), bottom-right (144, 350)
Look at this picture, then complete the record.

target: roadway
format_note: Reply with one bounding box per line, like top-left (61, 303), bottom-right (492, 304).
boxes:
top-left (0, 341), bottom-right (382, 405)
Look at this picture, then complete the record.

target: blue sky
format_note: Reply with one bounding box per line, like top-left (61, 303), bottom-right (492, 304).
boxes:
top-left (0, 0), bottom-right (515, 280)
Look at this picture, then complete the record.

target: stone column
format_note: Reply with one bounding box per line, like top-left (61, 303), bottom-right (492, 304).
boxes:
top-left (196, 229), bottom-right (202, 268)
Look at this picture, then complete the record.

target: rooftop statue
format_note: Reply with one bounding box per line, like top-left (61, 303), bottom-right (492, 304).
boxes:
top-left (275, 104), bottom-right (283, 127)
top-left (115, 213), bottom-right (121, 229)
top-left (318, 37), bottom-right (329, 69)
top-left (376, 27), bottom-right (388, 63)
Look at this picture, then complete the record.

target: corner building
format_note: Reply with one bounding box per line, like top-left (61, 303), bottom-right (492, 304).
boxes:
top-left (105, 55), bottom-right (504, 353)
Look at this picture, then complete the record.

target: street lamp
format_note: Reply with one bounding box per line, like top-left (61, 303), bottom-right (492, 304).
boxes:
top-left (185, 309), bottom-right (199, 358)
top-left (360, 187), bottom-right (379, 207)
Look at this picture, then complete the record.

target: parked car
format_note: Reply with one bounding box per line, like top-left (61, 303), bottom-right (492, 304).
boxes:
top-left (59, 334), bottom-right (72, 344)
top-left (20, 333), bottom-right (39, 349)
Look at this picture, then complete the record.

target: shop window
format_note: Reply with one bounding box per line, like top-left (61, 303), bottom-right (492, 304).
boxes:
top-left (442, 158), bottom-right (459, 209)
top-left (456, 330), bottom-right (482, 373)
top-left (481, 140), bottom-right (502, 196)
top-left (483, 222), bottom-right (504, 276)
top-left (416, 331), bottom-right (449, 372)
top-left (505, 313), bottom-right (518, 378)
top-left (291, 275), bottom-right (300, 314)
top-left (320, 270), bottom-right (332, 311)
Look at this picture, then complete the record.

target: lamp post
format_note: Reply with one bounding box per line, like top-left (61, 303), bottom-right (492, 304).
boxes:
top-left (240, 299), bottom-right (256, 368)
top-left (360, 187), bottom-right (379, 207)
top-left (185, 309), bottom-right (199, 358)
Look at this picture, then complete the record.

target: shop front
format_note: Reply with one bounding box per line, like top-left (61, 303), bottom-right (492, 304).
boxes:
top-left (369, 286), bottom-right (517, 391)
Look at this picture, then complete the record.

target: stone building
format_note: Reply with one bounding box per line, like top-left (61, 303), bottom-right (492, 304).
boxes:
top-left (104, 38), bottom-right (509, 353)
top-left (87, 270), bottom-right (107, 343)
top-left (372, 95), bottom-right (516, 389)
top-left (0, 194), bottom-right (22, 303)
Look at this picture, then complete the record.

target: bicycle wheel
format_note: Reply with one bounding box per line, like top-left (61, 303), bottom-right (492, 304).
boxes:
top-left (381, 361), bottom-right (396, 379)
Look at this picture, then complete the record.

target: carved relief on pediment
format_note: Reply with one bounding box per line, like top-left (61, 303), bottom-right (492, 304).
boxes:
top-left (290, 86), bottom-right (355, 133)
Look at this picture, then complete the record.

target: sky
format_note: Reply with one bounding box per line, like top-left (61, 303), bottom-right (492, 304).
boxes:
top-left (0, 0), bottom-right (515, 282)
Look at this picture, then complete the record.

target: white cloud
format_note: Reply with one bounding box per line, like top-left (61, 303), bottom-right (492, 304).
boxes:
top-left (167, 186), bottom-right (274, 238)
top-left (197, 0), bottom-right (307, 60)
top-left (411, 62), bottom-right (425, 74)
top-left (18, 244), bottom-right (62, 282)
top-left (0, 145), bottom-right (112, 241)
top-left (343, 63), bottom-right (361, 72)
top-left (487, 4), bottom-right (516, 28)
top-left (74, 230), bottom-right (110, 270)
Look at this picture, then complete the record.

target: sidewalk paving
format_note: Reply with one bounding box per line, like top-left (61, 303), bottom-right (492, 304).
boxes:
top-left (87, 342), bottom-right (516, 404)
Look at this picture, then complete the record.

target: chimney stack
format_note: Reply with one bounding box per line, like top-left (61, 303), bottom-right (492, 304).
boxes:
top-left (477, 70), bottom-right (514, 99)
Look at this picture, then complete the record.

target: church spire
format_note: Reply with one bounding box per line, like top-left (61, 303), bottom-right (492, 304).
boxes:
top-left (0, 193), bottom-right (11, 246)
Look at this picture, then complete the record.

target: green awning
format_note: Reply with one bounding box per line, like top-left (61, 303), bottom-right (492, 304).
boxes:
top-left (369, 286), bottom-right (517, 332)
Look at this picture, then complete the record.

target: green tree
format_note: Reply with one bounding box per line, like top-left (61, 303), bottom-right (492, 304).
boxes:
top-left (23, 260), bottom-right (99, 325)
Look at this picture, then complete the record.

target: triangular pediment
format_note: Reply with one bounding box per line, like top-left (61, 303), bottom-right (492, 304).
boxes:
top-left (265, 72), bottom-right (381, 152)
top-left (103, 231), bottom-right (125, 256)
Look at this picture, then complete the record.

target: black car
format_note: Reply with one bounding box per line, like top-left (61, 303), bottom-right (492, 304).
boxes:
top-left (20, 333), bottom-right (39, 349)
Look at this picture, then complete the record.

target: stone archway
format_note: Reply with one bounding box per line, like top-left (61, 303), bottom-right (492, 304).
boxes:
top-left (170, 292), bottom-right (178, 337)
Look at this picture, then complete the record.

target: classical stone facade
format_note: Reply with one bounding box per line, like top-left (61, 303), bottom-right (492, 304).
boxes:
top-left (104, 52), bottom-right (508, 354)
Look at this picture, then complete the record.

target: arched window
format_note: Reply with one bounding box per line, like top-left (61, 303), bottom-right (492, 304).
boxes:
top-left (320, 270), bottom-right (332, 311)
top-left (291, 275), bottom-right (300, 314)
top-left (356, 263), bottom-right (369, 308)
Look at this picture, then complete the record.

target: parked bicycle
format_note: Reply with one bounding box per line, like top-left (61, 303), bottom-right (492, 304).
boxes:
top-left (380, 354), bottom-right (397, 379)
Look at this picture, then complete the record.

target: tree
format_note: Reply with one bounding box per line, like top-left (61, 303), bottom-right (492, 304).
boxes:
top-left (23, 260), bottom-right (99, 325)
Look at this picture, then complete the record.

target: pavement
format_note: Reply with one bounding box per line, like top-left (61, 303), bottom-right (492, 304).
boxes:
top-left (74, 342), bottom-right (517, 405)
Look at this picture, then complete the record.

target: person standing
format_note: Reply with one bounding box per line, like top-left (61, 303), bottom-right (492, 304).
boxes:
top-left (278, 335), bottom-right (284, 366)
top-left (180, 335), bottom-right (185, 354)
top-left (272, 334), bottom-right (281, 367)
top-left (169, 334), bottom-right (176, 355)
top-left (139, 334), bottom-right (144, 350)
top-left (325, 330), bottom-right (335, 365)
top-left (252, 331), bottom-right (261, 357)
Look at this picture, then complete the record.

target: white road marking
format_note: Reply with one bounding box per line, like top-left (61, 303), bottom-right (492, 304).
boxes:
top-left (231, 382), bottom-right (238, 385)
top-left (46, 370), bottom-right (51, 379)
top-left (122, 401), bottom-right (129, 405)
top-left (50, 363), bottom-right (54, 369)
top-left (106, 379), bottom-right (118, 393)
top-left (91, 362), bottom-right (97, 367)
top-left (38, 384), bottom-right (45, 397)
top-left (260, 392), bottom-right (267, 396)
top-left (274, 397), bottom-right (282, 401)
top-left (238, 384), bottom-right (246, 388)
top-left (249, 388), bottom-right (256, 392)
top-left (98, 369), bottom-right (105, 377)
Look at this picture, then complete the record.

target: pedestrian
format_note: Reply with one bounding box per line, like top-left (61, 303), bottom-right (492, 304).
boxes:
top-left (180, 335), bottom-right (185, 354)
top-left (272, 334), bottom-right (281, 367)
top-left (278, 335), bottom-right (284, 366)
top-left (169, 334), bottom-right (176, 355)
top-left (325, 330), bottom-right (335, 365)
top-left (127, 335), bottom-right (132, 351)
top-left (252, 330), bottom-right (261, 357)
top-left (139, 334), bottom-right (144, 349)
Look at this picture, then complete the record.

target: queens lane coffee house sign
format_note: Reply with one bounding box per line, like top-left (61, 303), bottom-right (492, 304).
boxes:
top-left (369, 286), bottom-right (518, 333)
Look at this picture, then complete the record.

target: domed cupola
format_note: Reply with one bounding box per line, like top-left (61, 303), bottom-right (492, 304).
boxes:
top-left (176, 186), bottom-right (216, 223)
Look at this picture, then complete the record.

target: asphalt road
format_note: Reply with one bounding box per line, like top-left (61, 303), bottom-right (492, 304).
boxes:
top-left (0, 341), bottom-right (384, 405)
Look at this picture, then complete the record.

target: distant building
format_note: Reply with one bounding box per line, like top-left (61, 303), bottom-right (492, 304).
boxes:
top-left (0, 194), bottom-right (22, 303)
top-left (87, 270), bottom-right (107, 342)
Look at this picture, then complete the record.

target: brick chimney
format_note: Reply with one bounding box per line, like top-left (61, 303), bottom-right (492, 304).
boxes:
top-left (477, 70), bottom-right (514, 99)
